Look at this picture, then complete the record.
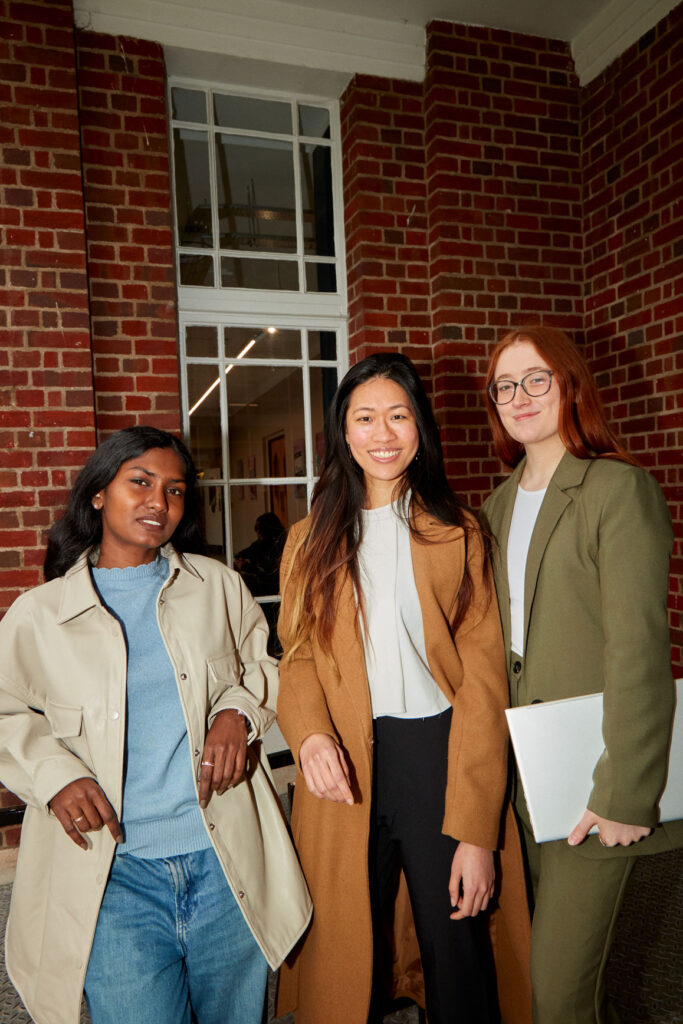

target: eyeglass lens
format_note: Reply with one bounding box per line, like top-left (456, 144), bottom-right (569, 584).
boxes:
top-left (489, 370), bottom-right (552, 404)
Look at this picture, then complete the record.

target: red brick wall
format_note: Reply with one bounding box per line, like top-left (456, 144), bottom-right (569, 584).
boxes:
top-left (0, 0), bottom-right (96, 617)
top-left (581, 5), bottom-right (683, 671)
top-left (341, 76), bottom-right (433, 383)
top-left (425, 23), bottom-right (582, 496)
top-left (77, 30), bottom-right (180, 436)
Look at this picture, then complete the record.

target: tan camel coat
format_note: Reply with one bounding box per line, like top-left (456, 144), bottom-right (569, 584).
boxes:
top-left (277, 510), bottom-right (532, 1024)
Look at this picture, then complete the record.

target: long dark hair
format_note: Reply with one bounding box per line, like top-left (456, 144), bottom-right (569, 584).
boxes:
top-left (485, 326), bottom-right (638, 467)
top-left (280, 352), bottom-right (485, 661)
top-left (44, 426), bottom-right (204, 580)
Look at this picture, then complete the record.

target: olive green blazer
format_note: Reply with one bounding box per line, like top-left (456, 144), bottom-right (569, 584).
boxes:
top-left (481, 451), bottom-right (682, 857)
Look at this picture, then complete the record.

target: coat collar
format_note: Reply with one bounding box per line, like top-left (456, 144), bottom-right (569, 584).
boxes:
top-left (56, 544), bottom-right (203, 624)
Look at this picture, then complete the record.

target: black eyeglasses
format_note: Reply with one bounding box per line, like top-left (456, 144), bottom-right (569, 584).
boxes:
top-left (487, 370), bottom-right (554, 406)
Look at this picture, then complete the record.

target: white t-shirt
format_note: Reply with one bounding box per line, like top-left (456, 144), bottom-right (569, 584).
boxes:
top-left (507, 485), bottom-right (547, 656)
top-left (358, 502), bottom-right (451, 719)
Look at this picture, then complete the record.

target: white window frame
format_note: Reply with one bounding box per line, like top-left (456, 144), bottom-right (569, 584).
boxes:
top-left (170, 77), bottom-right (348, 572)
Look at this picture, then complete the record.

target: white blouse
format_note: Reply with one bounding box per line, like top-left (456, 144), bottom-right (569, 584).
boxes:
top-left (358, 501), bottom-right (450, 719)
top-left (507, 484), bottom-right (547, 656)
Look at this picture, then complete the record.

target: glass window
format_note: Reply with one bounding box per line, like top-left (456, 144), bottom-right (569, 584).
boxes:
top-left (171, 86), bottom-right (339, 296)
top-left (172, 83), bottom-right (346, 624)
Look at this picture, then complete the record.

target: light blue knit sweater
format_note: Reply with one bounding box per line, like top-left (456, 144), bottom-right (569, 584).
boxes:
top-left (91, 557), bottom-right (211, 858)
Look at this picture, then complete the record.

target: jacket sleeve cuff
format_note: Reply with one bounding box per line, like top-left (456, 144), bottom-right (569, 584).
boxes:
top-left (32, 757), bottom-right (96, 812)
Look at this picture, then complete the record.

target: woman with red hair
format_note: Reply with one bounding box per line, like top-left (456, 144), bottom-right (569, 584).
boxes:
top-left (481, 325), bottom-right (680, 1024)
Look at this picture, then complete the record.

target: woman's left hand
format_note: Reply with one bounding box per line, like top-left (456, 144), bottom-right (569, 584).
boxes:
top-left (198, 709), bottom-right (248, 808)
top-left (448, 842), bottom-right (495, 919)
top-left (568, 810), bottom-right (651, 848)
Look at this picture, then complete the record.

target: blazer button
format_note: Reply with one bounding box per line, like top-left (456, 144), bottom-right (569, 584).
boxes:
top-left (238, 890), bottom-right (245, 899)
top-left (512, 660), bottom-right (522, 674)
top-left (208, 822), bottom-right (215, 830)
top-left (180, 673), bottom-right (187, 680)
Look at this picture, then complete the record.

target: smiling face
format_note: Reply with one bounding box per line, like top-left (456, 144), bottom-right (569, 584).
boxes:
top-left (492, 340), bottom-right (563, 453)
top-left (345, 376), bottom-right (420, 508)
top-left (93, 447), bottom-right (187, 568)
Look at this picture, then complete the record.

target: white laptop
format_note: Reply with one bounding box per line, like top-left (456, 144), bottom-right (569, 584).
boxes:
top-left (505, 678), bottom-right (683, 843)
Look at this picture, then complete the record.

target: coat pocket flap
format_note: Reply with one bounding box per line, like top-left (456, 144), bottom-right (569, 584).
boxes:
top-left (44, 699), bottom-right (83, 739)
top-left (207, 649), bottom-right (240, 684)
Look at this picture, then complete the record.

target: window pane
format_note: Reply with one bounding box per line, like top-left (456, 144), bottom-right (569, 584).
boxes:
top-left (308, 330), bottom-right (337, 361)
top-left (216, 136), bottom-right (296, 252)
top-left (310, 367), bottom-right (337, 466)
top-left (187, 363), bottom-right (223, 474)
top-left (299, 105), bottom-right (330, 138)
top-left (300, 143), bottom-right (334, 256)
top-left (305, 262), bottom-right (336, 293)
top-left (227, 365), bottom-right (305, 481)
top-left (199, 485), bottom-right (226, 559)
top-left (225, 326), bottom-right (300, 360)
top-left (186, 324), bottom-right (217, 358)
top-left (172, 88), bottom-right (207, 123)
top-left (220, 256), bottom-right (299, 290)
top-left (174, 129), bottom-right (213, 247)
top-left (179, 253), bottom-right (214, 287)
top-left (214, 94), bottom-right (291, 134)
top-left (230, 484), bottom-right (306, 547)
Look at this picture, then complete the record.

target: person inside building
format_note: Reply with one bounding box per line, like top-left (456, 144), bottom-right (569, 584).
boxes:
top-left (276, 352), bottom-right (522, 1024)
top-left (0, 425), bottom-right (311, 1024)
top-left (481, 325), bottom-right (681, 1024)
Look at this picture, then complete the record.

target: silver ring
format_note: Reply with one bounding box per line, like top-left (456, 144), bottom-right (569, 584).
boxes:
top-left (201, 761), bottom-right (215, 767)
top-left (599, 837), bottom-right (608, 847)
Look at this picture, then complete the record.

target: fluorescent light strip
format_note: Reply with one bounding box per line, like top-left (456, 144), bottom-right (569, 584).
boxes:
top-left (188, 337), bottom-right (257, 416)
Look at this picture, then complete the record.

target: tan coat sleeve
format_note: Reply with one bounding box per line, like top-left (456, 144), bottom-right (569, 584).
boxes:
top-left (441, 528), bottom-right (509, 850)
top-left (277, 522), bottom-right (338, 763)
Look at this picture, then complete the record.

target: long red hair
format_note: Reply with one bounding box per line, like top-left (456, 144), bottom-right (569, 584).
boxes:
top-left (484, 326), bottom-right (638, 468)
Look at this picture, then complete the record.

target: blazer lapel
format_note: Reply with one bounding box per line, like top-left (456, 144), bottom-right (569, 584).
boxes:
top-left (523, 451), bottom-right (592, 654)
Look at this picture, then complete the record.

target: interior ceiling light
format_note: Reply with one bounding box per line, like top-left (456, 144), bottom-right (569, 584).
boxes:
top-left (188, 333), bottom-right (267, 416)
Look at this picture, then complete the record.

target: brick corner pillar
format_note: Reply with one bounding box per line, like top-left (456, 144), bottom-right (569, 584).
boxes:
top-left (424, 20), bottom-right (584, 502)
top-left (340, 74), bottom-right (432, 379)
top-left (76, 30), bottom-right (180, 438)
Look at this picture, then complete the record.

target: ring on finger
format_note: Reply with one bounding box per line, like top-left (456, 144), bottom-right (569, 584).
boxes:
top-left (74, 815), bottom-right (88, 828)
top-left (201, 761), bottom-right (215, 767)
top-left (598, 837), bottom-right (608, 847)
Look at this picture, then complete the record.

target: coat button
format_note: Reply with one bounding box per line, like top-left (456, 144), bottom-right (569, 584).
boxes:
top-left (238, 890), bottom-right (245, 899)
top-left (110, 711), bottom-right (119, 721)
top-left (531, 698), bottom-right (543, 704)
top-left (180, 673), bottom-right (187, 680)
top-left (208, 822), bottom-right (215, 830)
top-left (512, 660), bottom-right (522, 674)
top-left (194, 749), bottom-right (200, 757)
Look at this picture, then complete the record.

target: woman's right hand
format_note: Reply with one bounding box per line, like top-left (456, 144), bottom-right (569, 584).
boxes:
top-left (49, 777), bottom-right (123, 850)
top-left (299, 733), bottom-right (354, 805)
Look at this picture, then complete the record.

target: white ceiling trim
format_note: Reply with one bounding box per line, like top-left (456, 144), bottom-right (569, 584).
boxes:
top-left (571, 0), bottom-right (679, 84)
top-left (74, 0), bottom-right (427, 82)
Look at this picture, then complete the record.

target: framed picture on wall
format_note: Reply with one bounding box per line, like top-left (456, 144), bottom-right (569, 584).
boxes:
top-left (293, 437), bottom-right (305, 498)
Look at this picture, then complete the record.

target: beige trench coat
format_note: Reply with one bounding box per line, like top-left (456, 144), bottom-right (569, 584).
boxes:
top-left (0, 545), bottom-right (312, 1024)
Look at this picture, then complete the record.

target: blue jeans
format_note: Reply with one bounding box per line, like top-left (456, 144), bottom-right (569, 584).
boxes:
top-left (84, 848), bottom-right (267, 1024)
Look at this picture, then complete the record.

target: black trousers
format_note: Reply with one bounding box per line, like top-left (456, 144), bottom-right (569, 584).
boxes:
top-left (368, 710), bottom-right (499, 1024)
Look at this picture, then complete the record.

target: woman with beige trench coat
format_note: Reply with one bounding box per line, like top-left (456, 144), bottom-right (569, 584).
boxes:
top-left (277, 354), bottom-right (531, 1024)
top-left (0, 426), bottom-right (311, 1024)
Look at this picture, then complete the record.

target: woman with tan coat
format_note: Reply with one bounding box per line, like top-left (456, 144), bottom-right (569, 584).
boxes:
top-left (277, 353), bottom-right (523, 1024)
